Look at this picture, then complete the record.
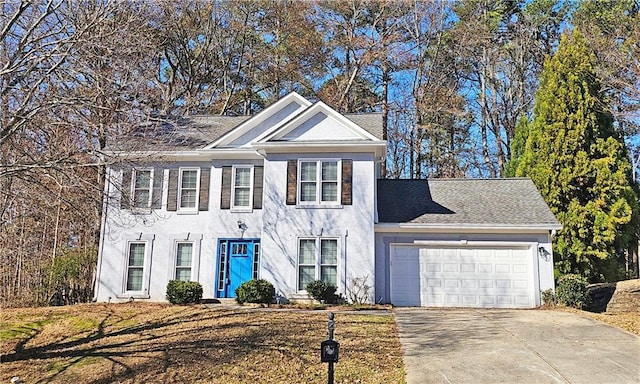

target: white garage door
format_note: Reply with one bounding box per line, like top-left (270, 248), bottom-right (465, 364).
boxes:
top-left (391, 245), bottom-right (535, 308)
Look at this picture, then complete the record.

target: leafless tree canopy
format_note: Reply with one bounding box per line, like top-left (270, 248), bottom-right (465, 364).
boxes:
top-left (1, 0), bottom-right (639, 306)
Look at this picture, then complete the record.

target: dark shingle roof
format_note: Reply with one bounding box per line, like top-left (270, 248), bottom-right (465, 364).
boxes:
top-left (345, 113), bottom-right (383, 140)
top-left (377, 178), bottom-right (560, 227)
top-left (110, 112), bottom-right (383, 152)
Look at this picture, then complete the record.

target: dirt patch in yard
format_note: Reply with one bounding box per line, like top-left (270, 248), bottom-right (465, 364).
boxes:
top-left (0, 303), bottom-right (404, 383)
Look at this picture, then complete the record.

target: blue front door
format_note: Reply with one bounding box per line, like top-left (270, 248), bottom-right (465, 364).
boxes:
top-left (217, 239), bottom-right (259, 298)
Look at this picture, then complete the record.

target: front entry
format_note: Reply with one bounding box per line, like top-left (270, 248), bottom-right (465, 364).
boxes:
top-left (216, 239), bottom-right (260, 298)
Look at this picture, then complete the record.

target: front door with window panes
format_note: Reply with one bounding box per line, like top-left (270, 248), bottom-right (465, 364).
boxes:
top-left (216, 239), bottom-right (260, 298)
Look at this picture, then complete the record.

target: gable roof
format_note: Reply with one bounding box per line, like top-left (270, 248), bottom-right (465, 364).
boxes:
top-left (107, 93), bottom-right (383, 153)
top-left (376, 178), bottom-right (561, 230)
top-left (204, 92), bottom-right (312, 149)
top-left (257, 101), bottom-right (381, 143)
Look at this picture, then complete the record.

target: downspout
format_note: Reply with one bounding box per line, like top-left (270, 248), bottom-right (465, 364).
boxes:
top-left (344, 229), bottom-right (348, 296)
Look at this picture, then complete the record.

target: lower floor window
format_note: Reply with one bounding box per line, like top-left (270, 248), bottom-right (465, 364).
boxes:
top-left (127, 242), bottom-right (146, 291)
top-left (298, 238), bottom-right (338, 290)
top-left (175, 242), bottom-right (193, 281)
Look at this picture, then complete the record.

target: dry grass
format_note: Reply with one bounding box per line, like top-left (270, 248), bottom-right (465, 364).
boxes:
top-left (577, 311), bottom-right (640, 336)
top-left (0, 303), bottom-right (404, 383)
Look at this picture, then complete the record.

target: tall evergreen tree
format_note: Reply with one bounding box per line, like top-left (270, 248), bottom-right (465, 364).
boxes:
top-left (515, 31), bottom-right (639, 281)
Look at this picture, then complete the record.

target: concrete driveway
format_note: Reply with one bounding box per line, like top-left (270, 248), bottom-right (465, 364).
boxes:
top-left (395, 309), bottom-right (640, 384)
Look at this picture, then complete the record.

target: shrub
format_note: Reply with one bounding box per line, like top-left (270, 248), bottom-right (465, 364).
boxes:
top-left (556, 274), bottom-right (591, 309)
top-left (346, 275), bottom-right (372, 305)
top-left (235, 279), bottom-right (275, 304)
top-left (306, 280), bottom-right (339, 304)
top-left (166, 280), bottom-right (203, 304)
top-left (540, 289), bottom-right (557, 307)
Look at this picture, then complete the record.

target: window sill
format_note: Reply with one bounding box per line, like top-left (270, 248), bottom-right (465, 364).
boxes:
top-left (116, 294), bottom-right (150, 300)
top-left (129, 208), bottom-right (153, 215)
top-left (230, 207), bottom-right (253, 213)
top-left (295, 204), bottom-right (343, 209)
top-left (176, 210), bottom-right (199, 215)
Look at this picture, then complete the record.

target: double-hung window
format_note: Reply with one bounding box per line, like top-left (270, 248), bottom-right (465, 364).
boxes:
top-left (126, 242), bottom-right (146, 292)
top-left (132, 169), bottom-right (153, 208)
top-left (232, 166), bottom-right (253, 210)
top-left (298, 238), bottom-right (338, 291)
top-left (179, 168), bottom-right (199, 211)
top-left (298, 160), bottom-right (339, 204)
top-left (175, 242), bottom-right (193, 281)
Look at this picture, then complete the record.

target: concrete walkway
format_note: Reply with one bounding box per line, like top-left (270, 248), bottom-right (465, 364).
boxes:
top-left (395, 309), bottom-right (640, 384)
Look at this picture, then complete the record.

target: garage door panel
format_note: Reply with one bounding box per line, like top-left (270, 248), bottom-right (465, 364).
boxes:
top-left (461, 263), bottom-right (475, 272)
top-left (444, 279), bottom-right (459, 288)
top-left (391, 245), bottom-right (534, 308)
top-left (462, 295), bottom-right (477, 305)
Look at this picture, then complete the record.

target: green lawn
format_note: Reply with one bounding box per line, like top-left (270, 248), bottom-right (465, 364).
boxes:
top-left (0, 303), bottom-right (405, 383)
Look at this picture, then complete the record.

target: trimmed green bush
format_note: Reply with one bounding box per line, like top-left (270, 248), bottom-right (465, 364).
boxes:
top-left (306, 280), bottom-right (339, 304)
top-left (235, 279), bottom-right (275, 304)
top-left (556, 274), bottom-right (591, 309)
top-left (166, 280), bottom-right (203, 304)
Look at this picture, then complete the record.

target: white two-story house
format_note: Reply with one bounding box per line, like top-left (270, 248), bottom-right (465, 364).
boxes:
top-left (95, 92), bottom-right (561, 308)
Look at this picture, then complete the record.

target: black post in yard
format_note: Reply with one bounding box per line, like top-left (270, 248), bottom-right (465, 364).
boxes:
top-left (328, 312), bottom-right (335, 340)
top-left (328, 312), bottom-right (334, 384)
top-left (321, 312), bottom-right (339, 384)
top-left (328, 361), bottom-right (334, 384)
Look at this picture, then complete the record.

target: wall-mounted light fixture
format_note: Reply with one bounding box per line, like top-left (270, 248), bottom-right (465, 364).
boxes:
top-left (237, 220), bottom-right (248, 238)
top-left (538, 246), bottom-right (549, 261)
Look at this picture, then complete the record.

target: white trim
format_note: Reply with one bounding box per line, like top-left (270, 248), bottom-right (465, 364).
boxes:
top-left (252, 141), bottom-right (386, 157)
top-left (409, 240), bottom-right (539, 247)
top-left (375, 223), bottom-right (563, 233)
top-left (231, 165), bottom-right (254, 212)
top-left (93, 166), bottom-right (113, 301)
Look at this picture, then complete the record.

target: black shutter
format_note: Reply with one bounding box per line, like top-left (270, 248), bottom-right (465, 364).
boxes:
top-left (199, 167), bottom-right (210, 211)
top-left (167, 169), bottom-right (178, 211)
top-left (286, 160), bottom-right (297, 205)
top-left (341, 159), bottom-right (352, 205)
top-left (220, 166), bottom-right (232, 209)
top-left (253, 166), bottom-right (263, 209)
top-left (120, 169), bottom-right (132, 209)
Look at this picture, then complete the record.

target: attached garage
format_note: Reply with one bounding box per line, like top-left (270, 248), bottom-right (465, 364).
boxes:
top-left (375, 178), bottom-right (562, 308)
top-left (390, 244), bottom-right (535, 308)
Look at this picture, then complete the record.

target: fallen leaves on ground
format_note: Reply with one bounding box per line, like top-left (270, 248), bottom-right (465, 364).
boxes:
top-left (0, 303), bottom-right (405, 383)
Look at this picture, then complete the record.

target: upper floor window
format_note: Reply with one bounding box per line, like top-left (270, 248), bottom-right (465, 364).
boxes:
top-left (232, 166), bottom-right (253, 210)
top-left (167, 167), bottom-right (210, 212)
top-left (287, 159), bottom-right (352, 206)
top-left (132, 169), bottom-right (153, 208)
top-left (121, 167), bottom-right (162, 210)
top-left (220, 165), bottom-right (263, 211)
top-left (299, 160), bottom-right (340, 204)
top-left (179, 168), bottom-right (200, 211)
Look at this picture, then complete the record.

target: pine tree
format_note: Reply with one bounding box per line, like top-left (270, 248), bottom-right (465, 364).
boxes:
top-left (516, 31), bottom-right (639, 281)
